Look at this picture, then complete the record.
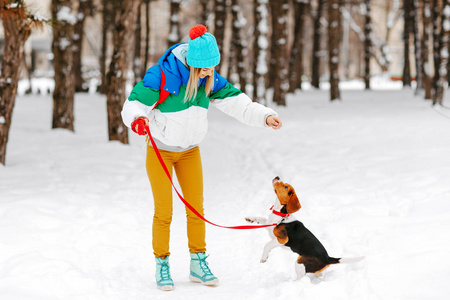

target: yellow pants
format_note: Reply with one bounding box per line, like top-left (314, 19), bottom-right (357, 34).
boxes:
top-left (146, 145), bottom-right (206, 258)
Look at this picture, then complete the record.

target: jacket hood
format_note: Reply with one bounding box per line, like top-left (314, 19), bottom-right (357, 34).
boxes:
top-left (157, 43), bottom-right (191, 96)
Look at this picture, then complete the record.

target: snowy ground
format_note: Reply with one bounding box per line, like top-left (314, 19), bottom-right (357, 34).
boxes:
top-left (1, 83), bottom-right (450, 300)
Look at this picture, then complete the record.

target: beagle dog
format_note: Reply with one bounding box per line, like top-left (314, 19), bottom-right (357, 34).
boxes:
top-left (246, 176), bottom-right (362, 280)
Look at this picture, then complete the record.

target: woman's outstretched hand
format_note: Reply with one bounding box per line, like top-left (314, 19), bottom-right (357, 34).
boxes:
top-left (266, 115), bottom-right (282, 130)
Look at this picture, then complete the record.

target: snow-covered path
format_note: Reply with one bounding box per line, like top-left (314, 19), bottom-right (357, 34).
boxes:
top-left (1, 88), bottom-right (450, 300)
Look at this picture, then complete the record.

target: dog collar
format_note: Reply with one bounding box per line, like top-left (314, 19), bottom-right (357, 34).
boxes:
top-left (269, 205), bottom-right (290, 218)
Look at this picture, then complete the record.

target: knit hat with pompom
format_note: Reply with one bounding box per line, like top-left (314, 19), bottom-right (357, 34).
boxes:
top-left (186, 24), bottom-right (221, 68)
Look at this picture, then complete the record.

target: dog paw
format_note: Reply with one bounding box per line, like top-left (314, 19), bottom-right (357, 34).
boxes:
top-left (245, 217), bottom-right (267, 224)
top-left (260, 257), bottom-right (268, 263)
top-left (245, 217), bottom-right (255, 223)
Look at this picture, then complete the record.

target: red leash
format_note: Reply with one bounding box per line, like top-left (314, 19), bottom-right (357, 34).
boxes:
top-left (145, 125), bottom-right (277, 230)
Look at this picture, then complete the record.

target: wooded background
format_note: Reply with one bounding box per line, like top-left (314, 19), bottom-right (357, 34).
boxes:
top-left (0, 0), bottom-right (449, 165)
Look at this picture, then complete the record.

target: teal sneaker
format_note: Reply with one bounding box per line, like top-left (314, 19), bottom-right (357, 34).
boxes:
top-left (189, 252), bottom-right (219, 286)
top-left (155, 256), bottom-right (174, 291)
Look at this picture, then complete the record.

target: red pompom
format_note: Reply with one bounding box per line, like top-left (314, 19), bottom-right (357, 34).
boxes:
top-left (189, 24), bottom-right (207, 39)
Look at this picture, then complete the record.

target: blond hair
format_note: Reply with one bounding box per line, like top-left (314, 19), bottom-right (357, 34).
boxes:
top-left (184, 67), bottom-right (214, 102)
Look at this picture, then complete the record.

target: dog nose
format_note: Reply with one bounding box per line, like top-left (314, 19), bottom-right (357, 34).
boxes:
top-left (272, 176), bottom-right (280, 184)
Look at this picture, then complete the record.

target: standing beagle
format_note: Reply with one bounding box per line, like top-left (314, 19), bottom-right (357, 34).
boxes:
top-left (246, 176), bottom-right (362, 280)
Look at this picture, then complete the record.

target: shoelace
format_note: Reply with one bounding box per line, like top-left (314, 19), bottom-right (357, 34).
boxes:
top-left (159, 262), bottom-right (172, 281)
top-left (198, 256), bottom-right (213, 276)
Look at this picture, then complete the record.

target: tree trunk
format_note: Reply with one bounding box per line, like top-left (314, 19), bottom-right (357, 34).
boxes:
top-left (142, 0), bottom-right (151, 78)
top-left (168, 0), bottom-right (181, 47)
top-left (288, 0), bottom-right (306, 93)
top-left (364, 0), bottom-right (371, 90)
top-left (106, 0), bottom-right (140, 143)
top-left (433, 0), bottom-right (450, 105)
top-left (52, 0), bottom-right (76, 131)
top-left (199, 0), bottom-right (210, 25)
top-left (214, 0), bottom-right (227, 74)
top-left (227, 5), bottom-right (236, 84)
top-left (73, 0), bottom-right (93, 92)
top-left (229, 0), bottom-right (247, 93)
top-left (328, 0), bottom-right (341, 101)
top-left (422, 0), bottom-right (432, 100)
top-left (0, 3), bottom-right (33, 165)
top-left (253, 0), bottom-right (269, 103)
top-left (379, 0), bottom-right (400, 73)
top-left (270, 0), bottom-right (289, 106)
top-left (432, 0), bottom-right (441, 94)
top-left (412, 0), bottom-right (422, 93)
top-left (99, 0), bottom-right (113, 94)
top-left (311, 0), bottom-right (324, 89)
top-left (133, 0), bottom-right (143, 85)
top-left (402, 0), bottom-right (413, 87)
top-left (268, 0), bottom-right (279, 91)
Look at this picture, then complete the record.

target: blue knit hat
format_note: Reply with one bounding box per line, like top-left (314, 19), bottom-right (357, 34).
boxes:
top-left (186, 24), bottom-right (221, 68)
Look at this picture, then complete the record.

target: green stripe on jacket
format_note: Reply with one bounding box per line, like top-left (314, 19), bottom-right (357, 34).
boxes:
top-left (128, 80), bottom-right (243, 113)
top-left (209, 82), bottom-right (242, 100)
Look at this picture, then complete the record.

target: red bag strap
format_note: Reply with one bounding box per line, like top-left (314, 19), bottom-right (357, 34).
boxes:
top-left (152, 68), bottom-right (170, 110)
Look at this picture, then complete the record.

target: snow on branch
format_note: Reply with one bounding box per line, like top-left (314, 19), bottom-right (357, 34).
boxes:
top-left (341, 6), bottom-right (390, 70)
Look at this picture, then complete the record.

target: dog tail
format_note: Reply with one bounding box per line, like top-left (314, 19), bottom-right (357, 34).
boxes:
top-left (335, 256), bottom-right (365, 264)
top-left (328, 257), bottom-right (341, 264)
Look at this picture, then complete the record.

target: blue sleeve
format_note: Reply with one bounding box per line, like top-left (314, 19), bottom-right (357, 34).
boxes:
top-left (212, 71), bottom-right (229, 92)
top-left (142, 65), bottom-right (162, 89)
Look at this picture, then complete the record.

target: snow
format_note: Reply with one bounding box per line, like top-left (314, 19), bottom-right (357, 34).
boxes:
top-left (256, 1), bottom-right (269, 34)
top-left (1, 79), bottom-right (450, 300)
top-left (424, 6), bottom-right (431, 18)
top-left (386, 0), bottom-right (400, 29)
top-left (256, 50), bottom-right (268, 74)
top-left (58, 37), bottom-right (71, 51)
top-left (31, 14), bottom-right (49, 23)
top-left (56, 6), bottom-right (77, 25)
top-left (276, 38), bottom-right (286, 45)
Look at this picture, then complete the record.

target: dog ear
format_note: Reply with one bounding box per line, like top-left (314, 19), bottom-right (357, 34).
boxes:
top-left (286, 192), bottom-right (301, 213)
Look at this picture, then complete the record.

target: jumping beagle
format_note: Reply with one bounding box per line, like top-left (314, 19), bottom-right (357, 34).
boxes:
top-left (246, 176), bottom-right (362, 280)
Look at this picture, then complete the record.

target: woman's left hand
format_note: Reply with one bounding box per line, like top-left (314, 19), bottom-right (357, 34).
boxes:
top-left (266, 115), bottom-right (282, 130)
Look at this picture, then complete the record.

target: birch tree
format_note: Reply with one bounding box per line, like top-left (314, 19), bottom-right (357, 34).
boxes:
top-left (253, 0), bottom-right (269, 103)
top-left (269, 0), bottom-right (289, 106)
top-left (328, 0), bottom-right (341, 101)
top-left (0, 0), bottom-right (44, 165)
top-left (341, 4), bottom-right (390, 73)
top-left (106, 0), bottom-right (140, 143)
top-left (51, 0), bottom-right (77, 131)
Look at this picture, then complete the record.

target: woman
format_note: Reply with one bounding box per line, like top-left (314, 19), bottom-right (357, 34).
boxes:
top-left (121, 24), bottom-right (282, 291)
